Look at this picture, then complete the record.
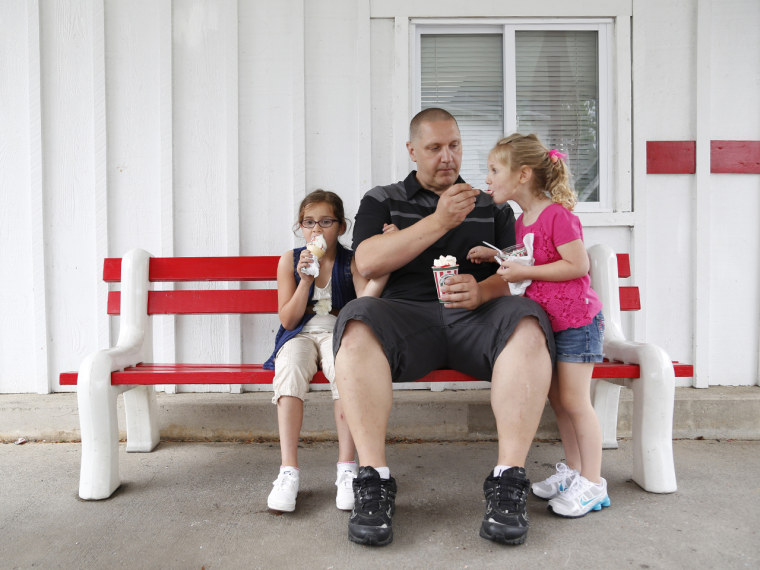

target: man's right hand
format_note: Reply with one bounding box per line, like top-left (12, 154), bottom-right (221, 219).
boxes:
top-left (434, 183), bottom-right (480, 230)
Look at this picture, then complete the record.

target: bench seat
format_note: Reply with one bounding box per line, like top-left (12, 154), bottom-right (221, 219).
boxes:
top-left (60, 360), bottom-right (692, 386)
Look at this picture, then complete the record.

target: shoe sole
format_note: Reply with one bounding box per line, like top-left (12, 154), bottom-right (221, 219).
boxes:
top-left (336, 498), bottom-right (355, 511)
top-left (348, 526), bottom-right (393, 546)
top-left (479, 522), bottom-right (528, 546)
top-left (531, 488), bottom-right (555, 501)
top-left (267, 500), bottom-right (296, 512)
top-left (548, 495), bottom-right (611, 518)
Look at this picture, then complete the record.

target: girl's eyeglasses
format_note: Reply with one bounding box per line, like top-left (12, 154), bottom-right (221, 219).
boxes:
top-left (301, 218), bottom-right (338, 229)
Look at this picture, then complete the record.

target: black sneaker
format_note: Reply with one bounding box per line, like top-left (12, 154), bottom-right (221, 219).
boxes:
top-left (347, 466), bottom-right (397, 546)
top-left (479, 466), bottom-right (531, 545)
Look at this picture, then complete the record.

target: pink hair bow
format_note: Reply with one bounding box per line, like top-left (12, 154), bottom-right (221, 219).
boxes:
top-left (548, 149), bottom-right (568, 163)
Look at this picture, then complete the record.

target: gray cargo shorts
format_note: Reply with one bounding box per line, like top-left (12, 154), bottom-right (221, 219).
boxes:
top-left (333, 296), bottom-right (555, 382)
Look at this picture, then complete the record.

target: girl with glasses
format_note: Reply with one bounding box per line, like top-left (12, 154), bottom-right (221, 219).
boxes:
top-left (263, 189), bottom-right (391, 513)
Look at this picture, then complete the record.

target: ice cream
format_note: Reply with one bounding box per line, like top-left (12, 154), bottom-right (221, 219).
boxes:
top-left (306, 234), bottom-right (327, 260)
top-left (433, 255), bottom-right (457, 268)
top-left (301, 234), bottom-right (327, 276)
top-left (432, 255), bottom-right (459, 302)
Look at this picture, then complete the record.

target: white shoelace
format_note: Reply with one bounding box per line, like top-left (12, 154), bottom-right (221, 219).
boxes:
top-left (559, 474), bottom-right (594, 501)
top-left (546, 462), bottom-right (575, 484)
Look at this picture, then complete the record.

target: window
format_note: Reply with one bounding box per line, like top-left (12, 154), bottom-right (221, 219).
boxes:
top-left (414, 22), bottom-right (612, 211)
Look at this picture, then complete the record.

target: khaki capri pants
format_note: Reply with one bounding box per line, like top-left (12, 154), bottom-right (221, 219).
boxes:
top-left (271, 330), bottom-right (339, 404)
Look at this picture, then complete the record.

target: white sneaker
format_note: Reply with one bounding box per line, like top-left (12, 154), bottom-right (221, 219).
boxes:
top-left (267, 468), bottom-right (299, 512)
top-left (548, 475), bottom-right (610, 518)
top-left (532, 463), bottom-right (578, 500)
top-left (335, 467), bottom-right (357, 510)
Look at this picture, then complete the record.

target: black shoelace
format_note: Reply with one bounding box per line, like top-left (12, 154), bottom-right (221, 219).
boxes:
top-left (357, 480), bottom-right (387, 514)
top-left (492, 475), bottom-right (527, 512)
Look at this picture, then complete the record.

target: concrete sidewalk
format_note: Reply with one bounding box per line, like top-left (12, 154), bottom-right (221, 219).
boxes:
top-left (2, 438), bottom-right (759, 569)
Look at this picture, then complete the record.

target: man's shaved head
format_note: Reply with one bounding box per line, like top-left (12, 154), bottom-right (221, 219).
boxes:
top-left (409, 108), bottom-right (459, 142)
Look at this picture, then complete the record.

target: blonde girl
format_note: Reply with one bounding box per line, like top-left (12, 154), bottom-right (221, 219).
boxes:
top-left (468, 133), bottom-right (609, 518)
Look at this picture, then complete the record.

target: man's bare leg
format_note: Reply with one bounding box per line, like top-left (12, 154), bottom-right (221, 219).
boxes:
top-left (335, 319), bottom-right (397, 546)
top-left (491, 317), bottom-right (552, 466)
top-left (480, 316), bottom-right (551, 546)
top-left (334, 320), bottom-right (393, 468)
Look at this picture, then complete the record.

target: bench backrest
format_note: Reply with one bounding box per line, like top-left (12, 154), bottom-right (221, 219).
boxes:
top-left (103, 254), bottom-right (639, 316)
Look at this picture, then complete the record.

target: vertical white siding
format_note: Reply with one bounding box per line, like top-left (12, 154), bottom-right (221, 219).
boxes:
top-left (304, 0), bottom-right (372, 220)
top-left (0, 0), bottom-right (48, 393)
top-left (238, 0), bottom-right (306, 377)
top-left (38, 0), bottom-right (109, 391)
top-left (172, 0), bottom-right (239, 391)
top-left (633, 0), bottom-right (698, 379)
top-left (706, 0), bottom-right (760, 385)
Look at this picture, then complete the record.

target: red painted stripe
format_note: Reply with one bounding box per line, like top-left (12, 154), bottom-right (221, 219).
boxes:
top-left (711, 140), bottom-right (760, 174)
top-left (646, 141), bottom-right (696, 174)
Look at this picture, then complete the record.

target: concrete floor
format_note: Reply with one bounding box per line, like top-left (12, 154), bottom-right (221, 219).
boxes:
top-left (2, 438), bottom-right (759, 569)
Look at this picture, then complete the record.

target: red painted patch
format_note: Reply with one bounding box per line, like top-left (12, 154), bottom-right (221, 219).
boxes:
top-left (646, 141), bottom-right (696, 174)
top-left (711, 140), bottom-right (760, 174)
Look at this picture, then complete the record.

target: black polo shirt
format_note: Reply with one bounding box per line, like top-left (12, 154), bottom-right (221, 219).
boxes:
top-left (352, 171), bottom-right (516, 302)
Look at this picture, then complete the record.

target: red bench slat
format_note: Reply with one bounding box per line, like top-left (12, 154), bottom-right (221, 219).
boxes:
top-left (106, 287), bottom-right (640, 315)
top-left (619, 286), bottom-right (640, 311)
top-left (103, 256), bottom-right (280, 282)
top-left (58, 359), bottom-right (694, 386)
top-left (105, 254), bottom-right (631, 283)
top-left (107, 290), bottom-right (279, 315)
top-left (616, 253), bottom-right (630, 278)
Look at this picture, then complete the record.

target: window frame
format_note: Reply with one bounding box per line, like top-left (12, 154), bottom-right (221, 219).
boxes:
top-left (411, 19), bottom-right (615, 213)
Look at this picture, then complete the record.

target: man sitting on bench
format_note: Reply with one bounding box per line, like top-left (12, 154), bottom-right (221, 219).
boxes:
top-left (334, 108), bottom-right (555, 547)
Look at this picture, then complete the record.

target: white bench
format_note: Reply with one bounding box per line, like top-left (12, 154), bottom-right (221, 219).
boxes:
top-left (60, 244), bottom-right (692, 499)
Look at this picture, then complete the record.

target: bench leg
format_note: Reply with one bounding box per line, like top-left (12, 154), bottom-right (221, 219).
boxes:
top-left (591, 379), bottom-right (621, 449)
top-left (629, 344), bottom-right (677, 493)
top-left (77, 351), bottom-right (123, 500)
top-left (124, 386), bottom-right (160, 453)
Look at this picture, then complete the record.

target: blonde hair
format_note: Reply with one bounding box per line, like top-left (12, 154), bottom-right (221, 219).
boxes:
top-left (490, 133), bottom-right (577, 211)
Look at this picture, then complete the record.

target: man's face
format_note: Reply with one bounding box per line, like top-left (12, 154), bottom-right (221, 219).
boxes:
top-left (407, 119), bottom-right (462, 194)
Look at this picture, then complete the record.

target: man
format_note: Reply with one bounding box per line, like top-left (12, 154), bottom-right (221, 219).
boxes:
top-left (334, 108), bottom-right (555, 546)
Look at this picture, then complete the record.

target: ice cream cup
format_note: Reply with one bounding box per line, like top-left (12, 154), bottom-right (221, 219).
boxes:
top-left (500, 244), bottom-right (527, 259)
top-left (432, 265), bottom-right (459, 302)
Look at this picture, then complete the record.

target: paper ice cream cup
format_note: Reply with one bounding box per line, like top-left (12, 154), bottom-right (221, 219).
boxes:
top-left (432, 265), bottom-right (459, 302)
top-left (500, 244), bottom-right (527, 260)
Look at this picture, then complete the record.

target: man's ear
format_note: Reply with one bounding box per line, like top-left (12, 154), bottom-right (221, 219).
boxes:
top-left (406, 141), bottom-right (417, 163)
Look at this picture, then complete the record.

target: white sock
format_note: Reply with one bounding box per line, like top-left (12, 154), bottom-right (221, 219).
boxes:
top-left (280, 465), bottom-right (299, 477)
top-left (337, 461), bottom-right (357, 474)
top-left (493, 465), bottom-right (512, 477)
top-left (375, 466), bottom-right (391, 479)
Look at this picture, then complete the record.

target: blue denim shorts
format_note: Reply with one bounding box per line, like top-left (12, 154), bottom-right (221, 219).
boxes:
top-left (554, 311), bottom-right (605, 363)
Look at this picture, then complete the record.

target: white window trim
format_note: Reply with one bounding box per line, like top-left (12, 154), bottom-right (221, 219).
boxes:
top-left (411, 18), bottom-right (621, 214)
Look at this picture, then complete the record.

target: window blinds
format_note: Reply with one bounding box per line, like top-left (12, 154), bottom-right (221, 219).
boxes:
top-left (420, 30), bottom-right (600, 203)
top-left (421, 34), bottom-right (504, 190)
top-left (516, 31), bottom-right (599, 202)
